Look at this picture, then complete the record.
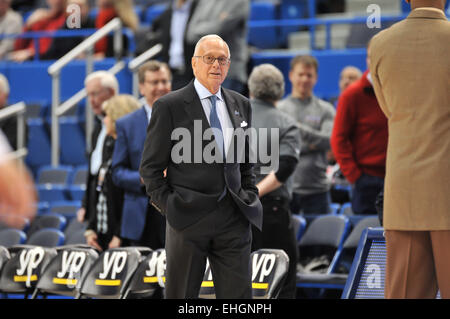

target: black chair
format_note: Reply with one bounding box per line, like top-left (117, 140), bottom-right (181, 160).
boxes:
top-left (296, 215), bottom-right (351, 297)
top-left (0, 229), bottom-right (27, 248)
top-left (64, 219), bottom-right (87, 246)
top-left (199, 249), bottom-right (290, 299)
top-left (122, 248), bottom-right (166, 299)
top-left (27, 213), bottom-right (67, 237)
top-left (291, 214), bottom-right (307, 243)
top-left (0, 246), bottom-right (10, 276)
top-left (26, 228), bottom-right (65, 247)
top-left (31, 245), bottom-right (99, 299)
top-left (49, 201), bottom-right (82, 221)
top-left (0, 245), bottom-right (57, 298)
top-left (76, 247), bottom-right (151, 299)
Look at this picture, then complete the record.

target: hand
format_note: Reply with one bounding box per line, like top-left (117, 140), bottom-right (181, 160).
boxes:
top-left (9, 49), bottom-right (33, 62)
top-left (108, 236), bottom-right (121, 249)
top-left (76, 207), bottom-right (86, 222)
top-left (86, 231), bottom-right (103, 251)
top-left (0, 160), bottom-right (36, 228)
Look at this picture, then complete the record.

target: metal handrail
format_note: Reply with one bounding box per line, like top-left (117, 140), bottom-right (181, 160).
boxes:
top-left (47, 17), bottom-right (124, 166)
top-left (0, 102), bottom-right (27, 160)
top-left (128, 43), bottom-right (163, 98)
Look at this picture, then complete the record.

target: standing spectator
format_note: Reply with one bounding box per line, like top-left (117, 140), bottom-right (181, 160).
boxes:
top-left (369, 0), bottom-right (450, 298)
top-left (94, 0), bottom-right (139, 59)
top-left (185, 0), bottom-right (250, 94)
top-left (77, 71), bottom-right (118, 223)
top-left (0, 74), bottom-right (27, 150)
top-left (139, 35), bottom-right (262, 299)
top-left (112, 60), bottom-right (171, 249)
top-left (278, 55), bottom-right (335, 215)
top-left (331, 67), bottom-right (388, 214)
top-left (10, 0), bottom-right (67, 62)
top-left (146, 0), bottom-right (198, 90)
top-left (84, 94), bottom-right (140, 251)
top-left (0, 0), bottom-right (23, 60)
top-left (339, 66), bottom-right (362, 94)
top-left (249, 63), bottom-right (300, 299)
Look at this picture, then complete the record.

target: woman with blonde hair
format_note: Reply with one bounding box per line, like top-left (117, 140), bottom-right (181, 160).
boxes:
top-left (84, 94), bottom-right (140, 251)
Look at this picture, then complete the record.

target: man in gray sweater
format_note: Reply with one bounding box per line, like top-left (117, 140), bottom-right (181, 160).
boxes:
top-left (278, 55), bottom-right (335, 215)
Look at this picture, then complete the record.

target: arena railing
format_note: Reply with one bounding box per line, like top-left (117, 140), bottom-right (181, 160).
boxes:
top-left (248, 14), bottom-right (409, 50)
top-left (0, 101), bottom-right (27, 160)
top-left (47, 17), bottom-right (126, 166)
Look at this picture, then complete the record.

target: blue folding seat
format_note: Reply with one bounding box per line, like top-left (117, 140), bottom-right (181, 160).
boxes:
top-left (278, 0), bottom-right (307, 47)
top-left (27, 213), bottom-right (67, 237)
top-left (67, 165), bottom-right (87, 201)
top-left (247, 1), bottom-right (278, 49)
top-left (26, 228), bottom-right (65, 247)
top-left (25, 118), bottom-right (51, 172)
top-left (49, 200), bottom-right (82, 221)
top-left (59, 116), bottom-right (87, 166)
top-left (0, 229), bottom-right (27, 248)
top-left (36, 165), bottom-right (73, 203)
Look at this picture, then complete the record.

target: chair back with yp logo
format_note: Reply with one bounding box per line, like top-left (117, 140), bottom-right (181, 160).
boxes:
top-left (32, 244), bottom-right (99, 298)
top-left (0, 245), bottom-right (57, 297)
top-left (77, 247), bottom-right (151, 299)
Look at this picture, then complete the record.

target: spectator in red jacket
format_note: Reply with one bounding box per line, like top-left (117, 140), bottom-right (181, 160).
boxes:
top-left (10, 0), bottom-right (67, 62)
top-left (331, 68), bottom-right (388, 214)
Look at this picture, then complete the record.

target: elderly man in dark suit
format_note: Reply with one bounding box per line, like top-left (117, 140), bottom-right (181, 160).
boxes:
top-left (140, 34), bottom-right (262, 299)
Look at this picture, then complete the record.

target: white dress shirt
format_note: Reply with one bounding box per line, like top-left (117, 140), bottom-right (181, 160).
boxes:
top-left (194, 79), bottom-right (234, 157)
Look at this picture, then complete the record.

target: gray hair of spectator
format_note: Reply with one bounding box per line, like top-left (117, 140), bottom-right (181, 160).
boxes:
top-left (193, 34), bottom-right (231, 58)
top-left (248, 64), bottom-right (285, 102)
top-left (0, 74), bottom-right (10, 95)
top-left (84, 71), bottom-right (119, 95)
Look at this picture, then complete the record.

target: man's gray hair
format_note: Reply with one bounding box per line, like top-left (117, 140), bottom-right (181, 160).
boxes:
top-left (0, 74), bottom-right (10, 95)
top-left (84, 70), bottom-right (119, 94)
top-left (248, 64), bottom-right (285, 102)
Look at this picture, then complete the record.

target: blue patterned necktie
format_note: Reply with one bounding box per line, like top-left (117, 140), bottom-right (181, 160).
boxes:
top-left (208, 95), bottom-right (227, 201)
top-left (208, 95), bottom-right (225, 159)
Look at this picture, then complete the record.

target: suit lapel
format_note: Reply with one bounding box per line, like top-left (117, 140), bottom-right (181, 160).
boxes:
top-left (183, 81), bottom-right (211, 129)
top-left (221, 87), bottom-right (245, 130)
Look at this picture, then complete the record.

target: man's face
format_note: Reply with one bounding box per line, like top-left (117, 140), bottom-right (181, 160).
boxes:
top-left (289, 63), bottom-right (317, 98)
top-left (192, 39), bottom-right (230, 94)
top-left (339, 68), bottom-right (361, 92)
top-left (85, 78), bottom-right (114, 116)
top-left (139, 68), bottom-right (172, 106)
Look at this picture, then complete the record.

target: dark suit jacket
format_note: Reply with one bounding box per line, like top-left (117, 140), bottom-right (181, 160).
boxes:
top-left (111, 107), bottom-right (149, 241)
top-left (139, 81), bottom-right (262, 231)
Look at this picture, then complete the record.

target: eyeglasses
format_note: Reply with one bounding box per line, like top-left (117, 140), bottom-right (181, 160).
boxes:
top-left (194, 55), bottom-right (230, 66)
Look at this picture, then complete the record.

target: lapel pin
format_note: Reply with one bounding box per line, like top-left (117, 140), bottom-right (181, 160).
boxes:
top-left (234, 110), bottom-right (240, 116)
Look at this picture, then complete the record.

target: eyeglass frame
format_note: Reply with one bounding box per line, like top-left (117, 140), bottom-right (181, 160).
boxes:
top-left (193, 55), bottom-right (231, 66)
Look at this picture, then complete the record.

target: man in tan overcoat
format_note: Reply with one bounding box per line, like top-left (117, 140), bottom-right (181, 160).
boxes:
top-left (369, 0), bottom-right (450, 298)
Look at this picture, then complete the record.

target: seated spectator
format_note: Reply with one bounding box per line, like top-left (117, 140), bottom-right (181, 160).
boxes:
top-left (41, 0), bottom-right (96, 60)
top-left (0, 0), bottom-right (23, 60)
top-left (10, 0), bottom-right (67, 62)
top-left (94, 0), bottom-right (139, 59)
top-left (84, 94), bottom-right (140, 252)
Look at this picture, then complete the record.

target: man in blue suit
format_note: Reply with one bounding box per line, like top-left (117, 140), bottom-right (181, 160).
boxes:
top-left (111, 60), bottom-right (172, 248)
